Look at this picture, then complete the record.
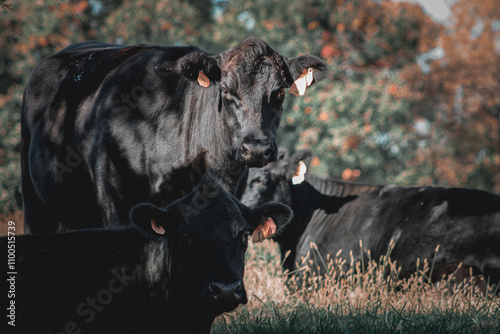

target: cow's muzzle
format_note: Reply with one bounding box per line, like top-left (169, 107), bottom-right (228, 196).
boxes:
top-left (208, 280), bottom-right (247, 311)
top-left (238, 141), bottom-right (277, 167)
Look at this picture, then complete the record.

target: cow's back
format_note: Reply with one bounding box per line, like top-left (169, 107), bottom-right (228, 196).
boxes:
top-left (375, 186), bottom-right (500, 280)
top-left (296, 180), bottom-right (500, 283)
top-left (21, 42), bottom-right (163, 232)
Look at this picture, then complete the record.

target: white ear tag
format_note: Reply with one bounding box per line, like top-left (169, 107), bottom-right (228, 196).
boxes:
top-left (292, 161), bottom-right (307, 185)
top-left (305, 67), bottom-right (314, 86)
top-left (151, 219), bottom-right (165, 235)
top-left (289, 68), bottom-right (314, 96)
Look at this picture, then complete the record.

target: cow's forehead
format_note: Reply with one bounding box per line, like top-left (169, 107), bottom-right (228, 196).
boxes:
top-left (186, 207), bottom-right (250, 242)
top-left (220, 38), bottom-right (292, 84)
top-left (178, 179), bottom-right (251, 240)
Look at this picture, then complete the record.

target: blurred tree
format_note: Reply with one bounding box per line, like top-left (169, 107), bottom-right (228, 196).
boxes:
top-left (209, 0), bottom-right (327, 54)
top-left (1, 1), bottom-right (12, 10)
top-left (279, 72), bottom-right (435, 185)
top-left (0, 0), bottom-right (101, 212)
top-left (1, 0), bottom-right (498, 214)
top-left (404, 0), bottom-right (500, 192)
top-left (100, 0), bottom-right (215, 49)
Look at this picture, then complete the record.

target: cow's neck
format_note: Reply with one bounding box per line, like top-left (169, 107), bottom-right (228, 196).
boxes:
top-left (278, 175), bottom-right (382, 270)
top-left (276, 180), bottom-right (321, 271)
top-left (182, 88), bottom-right (247, 196)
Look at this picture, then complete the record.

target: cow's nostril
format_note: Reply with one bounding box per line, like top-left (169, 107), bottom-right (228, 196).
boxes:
top-left (235, 282), bottom-right (247, 304)
top-left (208, 282), bottom-right (221, 297)
top-left (241, 143), bottom-right (251, 153)
top-left (263, 148), bottom-right (273, 160)
top-left (209, 281), bottom-right (246, 303)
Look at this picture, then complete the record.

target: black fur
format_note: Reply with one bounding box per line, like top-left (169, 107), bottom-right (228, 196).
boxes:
top-left (21, 38), bottom-right (327, 232)
top-left (2, 173), bottom-right (293, 333)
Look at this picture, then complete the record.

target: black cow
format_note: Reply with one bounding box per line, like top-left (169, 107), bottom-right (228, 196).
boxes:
top-left (242, 149), bottom-right (500, 284)
top-left (21, 38), bottom-right (327, 233)
top-left (2, 173), bottom-right (293, 333)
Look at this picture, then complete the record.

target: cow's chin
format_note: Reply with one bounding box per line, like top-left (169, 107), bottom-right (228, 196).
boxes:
top-left (237, 154), bottom-right (277, 168)
top-left (234, 144), bottom-right (278, 168)
top-left (212, 294), bottom-right (248, 314)
top-left (245, 160), bottom-right (269, 168)
top-left (194, 295), bottom-right (247, 316)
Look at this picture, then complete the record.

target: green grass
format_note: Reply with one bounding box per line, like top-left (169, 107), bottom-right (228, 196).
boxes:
top-left (214, 303), bottom-right (500, 333)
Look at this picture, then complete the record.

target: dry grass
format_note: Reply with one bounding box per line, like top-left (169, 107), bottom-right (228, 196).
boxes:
top-left (213, 240), bottom-right (500, 333)
top-left (0, 210), bottom-right (23, 236)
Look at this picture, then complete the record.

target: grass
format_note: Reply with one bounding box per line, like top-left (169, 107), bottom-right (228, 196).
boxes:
top-left (212, 240), bottom-right (500, 333)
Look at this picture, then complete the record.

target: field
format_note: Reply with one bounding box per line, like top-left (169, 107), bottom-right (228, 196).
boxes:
top-left (212, 240), bottom-right (500, 333)
top-left (3, 212), bottom-right (499, 333)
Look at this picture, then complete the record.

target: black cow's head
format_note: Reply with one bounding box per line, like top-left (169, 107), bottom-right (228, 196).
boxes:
top-left (242, 149), bottom-right (313, 208)
top-left (177, 38), bottom-right (328, 167)
top-left (130, 172), bottom-right (293, 316)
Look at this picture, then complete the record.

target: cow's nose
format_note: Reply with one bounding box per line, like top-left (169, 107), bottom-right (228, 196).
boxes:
top-left (208, 281), bottom-right (247, 305)
top-left (262, 147), bottom-right (273, 161)
top-left (241, 143), bottom-right (275, 163)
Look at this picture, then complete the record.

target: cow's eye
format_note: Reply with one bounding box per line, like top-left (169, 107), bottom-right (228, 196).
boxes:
top-left (250, 178), bottom-right (262, 187)
top-left (278, 88), bottom-right (285, 98)
top-left (221, 86), bottom-right (229, 96)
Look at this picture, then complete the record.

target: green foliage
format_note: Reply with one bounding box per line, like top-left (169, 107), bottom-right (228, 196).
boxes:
top-left (210, 0), bottom-right (325, 55)
top-left (280, 73), bottom-right (421, 184)
top-left (0, 84), bottom-right (22, 211)
top-left (99, 0), bottom-right (215, 48)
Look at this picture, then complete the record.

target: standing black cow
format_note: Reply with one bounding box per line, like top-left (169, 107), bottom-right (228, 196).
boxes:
top-left (242, 149), bottom-right (500, 284)
top-left (21, 38), bottom-right (327, 233)
top-left (2, 173), bottom-right (293, 333)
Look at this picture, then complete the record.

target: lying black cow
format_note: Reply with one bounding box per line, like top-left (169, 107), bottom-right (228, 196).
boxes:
top-left (242, 149), bottom-right (500, 284)
top-left (21, 38), bottom-right (327, 233)
top-left (2, 173), bottom-right (293, 333)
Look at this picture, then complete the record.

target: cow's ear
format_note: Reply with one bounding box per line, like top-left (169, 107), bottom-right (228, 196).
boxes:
top-left (247, 202), bottom-right (293, 243)
top-left (129, 203), bottom-right (181, 236)
top-left (176, 53), bottom-right (221, 87)
top-left (286, 150), bottom-right (313, 184)
top-left (287, 56), bottom-right (328, 96)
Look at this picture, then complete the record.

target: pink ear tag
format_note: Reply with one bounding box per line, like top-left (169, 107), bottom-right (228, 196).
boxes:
top-left (151, 219), bottom-right (165, 235)
top-left (252, 217), bottom-right (277, 243)
top-left (197, 70), bottom-right (210, 87)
